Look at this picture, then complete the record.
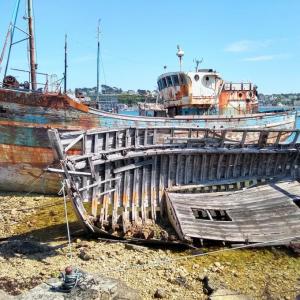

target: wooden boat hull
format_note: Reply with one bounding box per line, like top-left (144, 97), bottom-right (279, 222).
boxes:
top-left (48, 127), bottom-right (300, 241)
top-left (0, 88), bottom-right (297, 194)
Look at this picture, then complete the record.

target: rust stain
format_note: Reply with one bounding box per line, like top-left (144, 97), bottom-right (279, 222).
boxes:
top-left (0, 144), bottom-right (54, 165)
top-left (0, 143), bottom-right (79, 165)
top-left (0, 89), bottom-right (89, 112)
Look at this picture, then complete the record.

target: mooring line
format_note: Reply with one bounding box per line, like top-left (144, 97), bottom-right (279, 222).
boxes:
top-left (61, 180), bottom-right (73, 261)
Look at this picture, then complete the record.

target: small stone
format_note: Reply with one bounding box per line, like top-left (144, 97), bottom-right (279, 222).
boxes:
top-left (140, 229), bottom-right (154, 240)
top-left (178, 266), bottom-right (188, 277)
top-left (214, 262), bottom-right (221, 268)
top-left (198, 273), bottom-right (207, 281)
top-left (211, 266), bottom-right (218, 273)
top-left (168, 235), bottom-right (177, 242)
top-left (154, 288), bottom-right (166, 298)
top-left (125, 244), bottom-right (148, 252)
top-left (160, 230), bottom-right (169, 241)
top-left (106, 251), bottom-right (114, 258)
top-left (174, 275), bottom-right (188, 287)
top-left (79, 249), bottom-right (92, 261)
top-left (39, 270), bottom-right (47, 276)
top-left (202, 275), bottom-right (219, 295)
top-left (75, 238), bottom-right (81, 244)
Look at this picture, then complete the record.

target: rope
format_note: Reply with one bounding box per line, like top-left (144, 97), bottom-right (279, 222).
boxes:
top-left (60, 180), bottom-right (73, 260)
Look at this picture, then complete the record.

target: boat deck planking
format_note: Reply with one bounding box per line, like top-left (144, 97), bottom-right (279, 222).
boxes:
top-left (166, 181), bottom-right (300, 244)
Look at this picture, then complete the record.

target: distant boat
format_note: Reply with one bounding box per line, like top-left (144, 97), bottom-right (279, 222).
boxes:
top-left (156, 69), bottom-right (258, 116)
top-left (0, 0), bottom-right (296, 194)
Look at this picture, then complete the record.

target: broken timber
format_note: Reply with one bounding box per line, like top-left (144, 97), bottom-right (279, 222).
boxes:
top-left (48, 127), bottom-right (300, 243)
top-left (166, 180), bottom-right (300, 245)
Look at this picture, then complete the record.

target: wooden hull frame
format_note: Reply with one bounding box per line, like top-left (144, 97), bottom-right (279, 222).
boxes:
top-left (48, 127), bottom-right (300, 241)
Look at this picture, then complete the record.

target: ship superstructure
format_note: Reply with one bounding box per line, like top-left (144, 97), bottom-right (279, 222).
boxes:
top-left (157, 47), bottom-right (258, 116)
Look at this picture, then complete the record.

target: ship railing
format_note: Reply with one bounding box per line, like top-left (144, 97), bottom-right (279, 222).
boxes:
top-left (48, 127), bottom-right (300, 164)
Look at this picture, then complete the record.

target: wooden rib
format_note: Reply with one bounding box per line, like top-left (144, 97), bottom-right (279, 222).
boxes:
top-left (151, 156), bottom-right (157, 220)
top-left (176, 155), bottom-right (180, 185)
top-left (200, 154), bottom-right (207, 181)
top-left (141, 165), bottom-right (146, 222)
top-left (132, 159), bottom-right (138, 223)
top-left (168, 155), bottom-right (172, 187)
top-left (122, 169), bottom-right (129, 221)
top-left (216, 154), bottom-right (224, 180)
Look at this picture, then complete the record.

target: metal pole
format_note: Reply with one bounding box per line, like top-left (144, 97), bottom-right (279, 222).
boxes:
top-left (96, 19), bottom-right (100, 101)
top-left (3, 0), bottom-right (21, 78)
top-left (28, 0), bottom-right (37, 90)
top-left (64, 34), bottom-right (67, 94)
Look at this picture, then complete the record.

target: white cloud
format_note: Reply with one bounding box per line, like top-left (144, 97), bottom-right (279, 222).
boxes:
top-left (242, 53), bottom-right (290, 62)
top-left (225, 39), bottom-right (271, 52)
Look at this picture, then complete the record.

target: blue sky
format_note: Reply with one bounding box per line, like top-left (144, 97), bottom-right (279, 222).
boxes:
top-left (0, 0), bottom-right (300, 94)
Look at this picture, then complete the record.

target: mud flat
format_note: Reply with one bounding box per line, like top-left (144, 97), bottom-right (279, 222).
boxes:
top-left (0, 193), bottom-right (299, 299)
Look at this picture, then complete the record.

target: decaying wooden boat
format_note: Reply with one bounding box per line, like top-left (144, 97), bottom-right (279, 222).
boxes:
top-left (48, 127), bottom-right (300, 244)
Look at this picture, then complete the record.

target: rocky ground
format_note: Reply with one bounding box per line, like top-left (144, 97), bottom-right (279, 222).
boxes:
top-left (0, 193), bottom-right (299, 299)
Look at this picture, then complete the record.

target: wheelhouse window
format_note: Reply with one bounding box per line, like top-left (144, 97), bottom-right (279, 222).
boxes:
top-left (166, 76), bottom-right (173, 87)
top-left (179, 73), bottom-right (187, 85)
top-left (172, 75), bottom-right (180, 86)
top-left (192, 208), bottom-right (232, 221)
top-left (157, 80), bottom-right (162, 91)
top-left (161, 77), bottom-right (167, 89)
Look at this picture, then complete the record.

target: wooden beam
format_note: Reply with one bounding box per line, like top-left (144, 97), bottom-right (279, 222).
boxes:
top-left (64, 134), bottom-right (84, 153)
top-left (113, 159), bottom-right (153, 174)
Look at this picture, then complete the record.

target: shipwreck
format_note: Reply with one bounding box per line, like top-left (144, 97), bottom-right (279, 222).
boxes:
top-left (48, 127), bottom-right (300, 245)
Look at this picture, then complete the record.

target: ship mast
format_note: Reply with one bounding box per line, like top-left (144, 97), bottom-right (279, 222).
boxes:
top-left (27, 0), bottom-right (37, 90)
top-left (2, 0), bottom-right (21, 78)
top-left (96, 19), bottom-right (101, 102)
top-left (64, 34), bottom-right (67, 93)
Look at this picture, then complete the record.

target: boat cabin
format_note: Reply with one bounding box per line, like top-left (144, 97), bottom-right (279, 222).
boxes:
top-left (157, 69), bottom-right (222, 116)
top-left (157, 71), bottom-right (258, 116)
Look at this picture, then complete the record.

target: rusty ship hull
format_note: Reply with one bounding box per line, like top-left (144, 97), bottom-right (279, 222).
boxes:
top-left (0, 88), bottom-right (297, 194)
